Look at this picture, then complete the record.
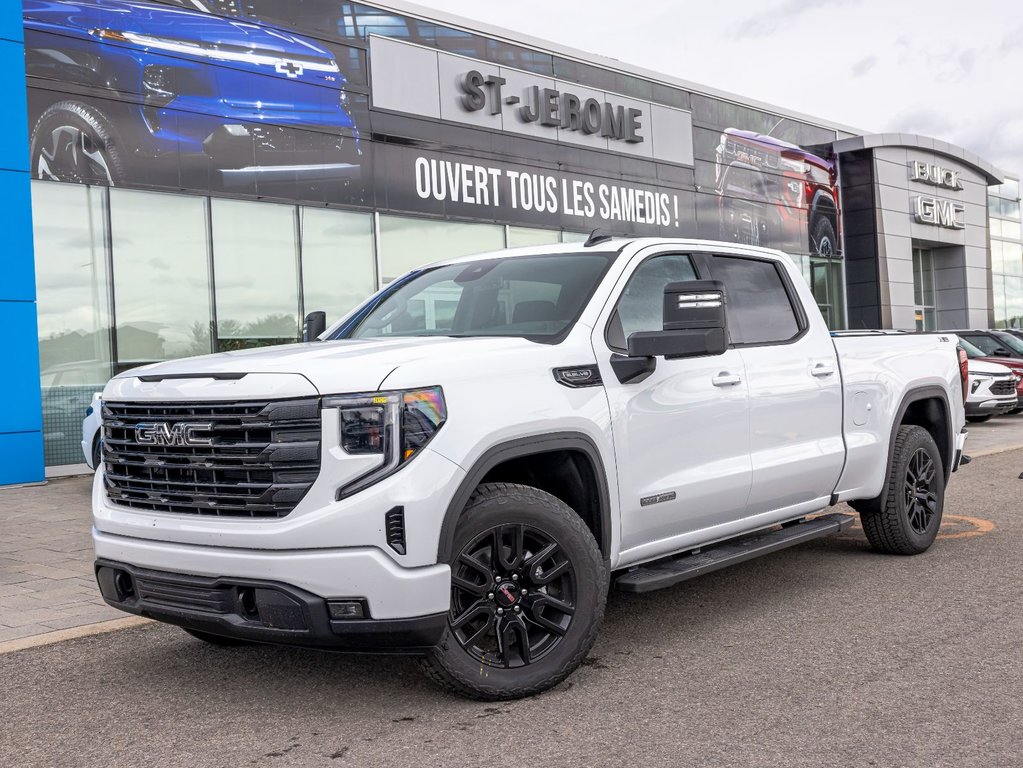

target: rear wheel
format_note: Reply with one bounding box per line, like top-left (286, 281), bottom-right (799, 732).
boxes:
top-left (419, 483), bottom-right (607, 700)
top-left (967, 415), bottom-right (992, 423)
top-left (859, 425), bottom-right (944, 555)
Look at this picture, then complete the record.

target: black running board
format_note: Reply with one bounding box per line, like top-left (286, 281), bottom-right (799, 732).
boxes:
top-left (614, 513), bottom-right (855, 593)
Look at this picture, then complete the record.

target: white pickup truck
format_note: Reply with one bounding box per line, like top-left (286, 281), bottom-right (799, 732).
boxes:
top-left (92, 236), bottom-right (969, 700)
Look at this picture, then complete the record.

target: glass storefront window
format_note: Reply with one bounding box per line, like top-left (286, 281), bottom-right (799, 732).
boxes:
top-left (1005, 276), bottom-right (1023, 330)
top-left (211, 199), bottom-right (301, 351)
top-left (32, 181), bottom-right (113, 466)
top-left (560, 232), bottom-right (590, 243)
top-left (999, 219), bottom-right (1022, 241)
top-left (809, 257), bottom-right (846, 330)
top-left (507, 227), bottom-right (561, 248)
top-left (110, 189), bottom-right (213, 368)
top-left (300, 208), bottom-right (376, 326)
top-left (913, 248), bottom-right (936, 332)
top-left (377, 216), bottom-right (504, 283)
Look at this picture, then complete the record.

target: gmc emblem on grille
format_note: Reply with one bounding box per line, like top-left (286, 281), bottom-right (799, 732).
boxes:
top-left (135, 422), bottom-right (214, 447)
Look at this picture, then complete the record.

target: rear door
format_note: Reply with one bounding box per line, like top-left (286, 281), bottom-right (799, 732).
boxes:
top-left (700, 253), bottom-right (845, 517)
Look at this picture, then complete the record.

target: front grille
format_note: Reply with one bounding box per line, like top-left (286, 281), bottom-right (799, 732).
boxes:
top-left (134, 574), bottom-right (234, 614)
top-left (990, 378), bottom-right (1017, 396)
top-left (102, 398), bottom-right (321, 518)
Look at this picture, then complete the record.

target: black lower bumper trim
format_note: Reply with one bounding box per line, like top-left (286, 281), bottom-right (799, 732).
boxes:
top-left (95, 559), bottom-right (446, 654)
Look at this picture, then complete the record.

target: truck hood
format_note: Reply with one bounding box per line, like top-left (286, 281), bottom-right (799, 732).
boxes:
top-left (113, 336), bottom-right (546, 396)
top-left (968, 359), bottom-right (1014, 376)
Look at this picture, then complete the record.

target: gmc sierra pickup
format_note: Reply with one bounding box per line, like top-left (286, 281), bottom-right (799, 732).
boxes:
top-left (92, 236), bottom-right (969, 700)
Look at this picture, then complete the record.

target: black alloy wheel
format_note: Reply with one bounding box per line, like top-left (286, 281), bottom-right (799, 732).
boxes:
top-left (903, 448), bottom-right (938, 535)
top-left (450, 523), bottom-right (576, 669)
top-left (420, 483), bottom-right (606, 700)
top-left (858, 424), bottom-right (945, 555)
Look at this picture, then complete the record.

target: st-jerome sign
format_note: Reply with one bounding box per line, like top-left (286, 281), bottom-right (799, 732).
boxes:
top-left (459, 70), bottom-right (644, 144)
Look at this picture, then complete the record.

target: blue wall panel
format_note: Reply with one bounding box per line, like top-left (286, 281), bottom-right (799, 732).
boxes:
top-left (0, 1), bottom-right (23, 43)
top-left (1, 0), bottom-right (44, 485)
top-left (0, 42), bottom-right (30, 173)
top-left (0, 432), bottom-right (44, 486)
top-left (0, 171), bottom-right (35, 301)
top-left (0, 301), bottom-right (42, 434)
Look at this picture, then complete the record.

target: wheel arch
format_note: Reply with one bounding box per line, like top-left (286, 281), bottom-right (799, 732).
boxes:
top-left (437, 433), bottom-right (613, 566)
top-left (889, 386), bottom-right (954, 482)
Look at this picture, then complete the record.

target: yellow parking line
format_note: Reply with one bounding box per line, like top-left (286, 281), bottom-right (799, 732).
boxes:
top-left (936, 514), bottom-right (996, 540)
top-left (0, 616), bottom-right (152, 656)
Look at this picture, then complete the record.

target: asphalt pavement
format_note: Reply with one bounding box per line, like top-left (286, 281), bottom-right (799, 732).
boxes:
top-left (2, 446), bottom-right (1022, 767)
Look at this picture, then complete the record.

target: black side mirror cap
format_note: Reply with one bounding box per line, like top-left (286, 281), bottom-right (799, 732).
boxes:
top-left (627, 327), bottom-right (728, 360)
top-left (303, 311), bottom-right (327, 342)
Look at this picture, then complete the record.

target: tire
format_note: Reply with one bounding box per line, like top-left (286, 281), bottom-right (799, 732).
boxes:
top-left (859, 425), bottom-right (945, 555)
top-left (91, 435), bottom-right (102, 471)
top-left (419, 482), bottom-right (607, 700)
top-left (966, 415), bottom-right (992, 423)
top-left (182, 628), bottom-right (250, 647)
top-left (29, 100), bottom-right (126, 185)
top-left (811, 215), bottom-right (837, 258)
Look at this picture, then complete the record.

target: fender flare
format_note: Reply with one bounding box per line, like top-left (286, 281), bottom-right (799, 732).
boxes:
top-left (887, 385), bottom-right (954, 482)
top-left (436, 432), bottom-right (613, 565)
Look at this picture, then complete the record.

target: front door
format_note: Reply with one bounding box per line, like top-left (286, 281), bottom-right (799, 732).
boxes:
top-left (592, 250), bottom-right (753, 564)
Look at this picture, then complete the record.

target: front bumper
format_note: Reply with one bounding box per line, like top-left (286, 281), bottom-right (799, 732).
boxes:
top-left (965, 395), bottom-right (1017, 416)
top-left (93, 529), bottom-right (451, 621)
top-left (95, 559), bottom-right (446, 653)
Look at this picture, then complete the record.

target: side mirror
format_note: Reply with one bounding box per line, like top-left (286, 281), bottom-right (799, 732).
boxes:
top-left (627, 280), bottom-right (729, 359)
top-left (303, 311), bottom-right (327, 342)
top-left (993, 347), bottom-right (1012, 357)
top-left (612, 280), bottom-right (729, 384)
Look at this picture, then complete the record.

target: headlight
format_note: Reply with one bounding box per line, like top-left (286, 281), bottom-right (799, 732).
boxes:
top-left (325, 387), bottom-right (446, 498)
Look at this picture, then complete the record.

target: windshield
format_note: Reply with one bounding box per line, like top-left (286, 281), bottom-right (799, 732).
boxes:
top-left (994, 332), bottom-right (1023, 355)
top-left (344, 253), bottom-right (614, 341)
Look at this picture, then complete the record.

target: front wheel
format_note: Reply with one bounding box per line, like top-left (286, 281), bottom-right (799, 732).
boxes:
top-left (859, 425), bottom-right (945, 555)
top-left (419, 483), bottom-right (607, 700)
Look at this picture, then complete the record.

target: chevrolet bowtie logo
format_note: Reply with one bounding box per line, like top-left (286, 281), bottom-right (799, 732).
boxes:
top-left (275, 60), bottom-right (304, 78)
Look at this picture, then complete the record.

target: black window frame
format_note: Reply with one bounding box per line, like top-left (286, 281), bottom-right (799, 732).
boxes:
top-left (603, 251), bottom-right (702, 353)
top-left (693, 252), bottom-right (807, 349)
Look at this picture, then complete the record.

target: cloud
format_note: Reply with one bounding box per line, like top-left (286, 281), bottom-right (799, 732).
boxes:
top-left (998, 24), bottom-right (1023, 55)
top-left (850, 55), bottom-right (878, 78)
top-left (734, 0), bottom-right (860, 39)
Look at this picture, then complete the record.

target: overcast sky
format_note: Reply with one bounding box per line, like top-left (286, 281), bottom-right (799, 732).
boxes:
top-left (421, 0), bottom-right (1023, 177)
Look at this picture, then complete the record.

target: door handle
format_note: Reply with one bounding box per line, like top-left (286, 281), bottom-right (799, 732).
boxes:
top-left (811, 363), bottom-right (835, 378)
top-left (712, 372), bottom-right (742, 387)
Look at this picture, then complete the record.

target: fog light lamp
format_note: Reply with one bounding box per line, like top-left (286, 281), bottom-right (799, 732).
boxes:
top-left (327, 601), bottom-right (366, 619)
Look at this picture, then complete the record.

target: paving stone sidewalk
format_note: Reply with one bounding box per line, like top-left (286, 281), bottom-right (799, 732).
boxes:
top-left (0, 475), bottom-right (120, 642)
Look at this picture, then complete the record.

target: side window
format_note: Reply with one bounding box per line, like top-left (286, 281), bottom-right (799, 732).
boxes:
top-left (709, 256), bottom-right (801, 345)
top-left (962, 334), bottom-right (1001, 355)
top-left (607, 253), bottom-right (698, 350)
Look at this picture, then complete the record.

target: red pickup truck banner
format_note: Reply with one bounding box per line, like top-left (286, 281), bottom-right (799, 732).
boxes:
top-left (22, 0), bottom-right (840, 256)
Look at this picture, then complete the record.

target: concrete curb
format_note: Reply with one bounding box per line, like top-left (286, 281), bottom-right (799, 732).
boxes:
top-left (0, 617), bottom-right (151, 655)
top-left (964, 443), bottom-right (1023, 458)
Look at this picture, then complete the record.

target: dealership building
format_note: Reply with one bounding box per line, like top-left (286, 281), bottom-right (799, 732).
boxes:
top-left (2, 0), bottom-right (1021, 486)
